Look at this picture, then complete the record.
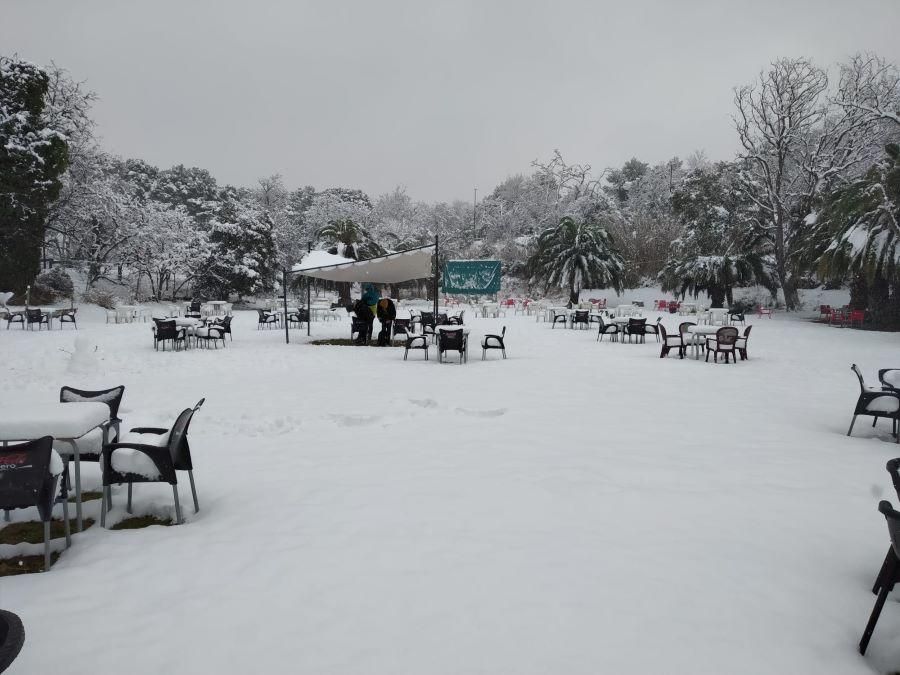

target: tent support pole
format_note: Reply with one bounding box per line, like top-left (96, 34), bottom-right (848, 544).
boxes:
top-left (283, 268), bottom-right (290, 344)
top-left (307, 242), bottom-right (312, 337)
top-left (433, 235), bottom-right (439, 321)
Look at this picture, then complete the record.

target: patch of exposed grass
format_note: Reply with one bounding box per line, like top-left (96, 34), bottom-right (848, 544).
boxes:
top-left (111, 515), bottom-right (173, 530)
top-left (68, 490), bottom-right (102, 503)
top-left (0, 552), bottom-right (60, 576)
top-left (0, 518), bottom-right (94, 545)
top-left (310, 338), bottom-right (402, 347)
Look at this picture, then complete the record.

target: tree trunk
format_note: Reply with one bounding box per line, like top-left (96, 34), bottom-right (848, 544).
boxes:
top-left (569, 280), bottom-right (579, 306)
top-left (709, 287), bottom-right (726, 307)
top-left (337, 281), bottom-right (351, 305)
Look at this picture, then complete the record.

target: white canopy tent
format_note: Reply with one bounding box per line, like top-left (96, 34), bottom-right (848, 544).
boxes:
top-left (283, 241), bottom-right (439, 342)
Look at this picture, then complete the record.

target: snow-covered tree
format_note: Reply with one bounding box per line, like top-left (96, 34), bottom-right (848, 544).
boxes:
top-left (661, 163), bottom-right (773, 306)
top-left (0, 57), bottom-right (69, 293)
top-left (527, 215), bottom-right (624, 304)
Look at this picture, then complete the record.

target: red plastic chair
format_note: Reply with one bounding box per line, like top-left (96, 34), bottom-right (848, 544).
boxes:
top-left (849, 309), bottom-right (865, 328)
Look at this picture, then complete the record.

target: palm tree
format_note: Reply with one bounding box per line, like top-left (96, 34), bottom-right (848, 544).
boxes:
top-left (527, 216), bottom-right (624, 304)
top-left (316, 218), bottom-right (386, 304)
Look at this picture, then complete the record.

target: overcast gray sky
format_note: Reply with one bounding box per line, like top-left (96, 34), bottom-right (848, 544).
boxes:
top-left (3, 0), bottom-right (900, 202)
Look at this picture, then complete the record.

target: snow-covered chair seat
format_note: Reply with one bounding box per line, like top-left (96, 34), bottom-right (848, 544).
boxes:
top-left (879, 369), bottom-right (900, 391)
top-left (194, 324), bottom-right (226, 349)
top-left (101, 399), bottom-right (205, 526)
top-left (848, 365), bottom-right (900, 441)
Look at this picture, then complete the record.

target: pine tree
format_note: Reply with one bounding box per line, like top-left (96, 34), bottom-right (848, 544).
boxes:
top-left (0, 57), bottom-right (69, 293)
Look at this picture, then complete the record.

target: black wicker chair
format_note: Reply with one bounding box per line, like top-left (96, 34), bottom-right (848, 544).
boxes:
top-left (848, 364), bottom-right (900, 441)
top-left (210, 315), bottom-right (233, 340)
top-left (0, 437), bottom-right (70, 571)
top-left (57, 308), bottom-right (77, 329)
top-left (482, 326), bottom-right (507, 360)
top-left (572, 310), bottom-right (591, 330)
top-left (861, 500), bottom-right (900, 654)
top-left (6, 311), bottom-right (25, 330)
top-left (596, 317), bottom-right (619, 342)
top-left (101, 399), bottom-right (205, 526)
top-left (256, 309), bottom-right (279, 329)
top-left (705, 326), bottom-right (739, 363)
top-left (0, 609), bottom-right (25, 672)
top-left (728, 311), bottom-right (745, 326)
top-left (735, 325), bottom-right (752, 360)
top-left (438, 328), bottom-right (467, 364)
top-left (25, 308), bottom-right (49, 331)
top-left (625, 318), bottom-right (647, 343)
top-left (551, 310), bottom-right (568, 329)
top-left (152, 319), bottom-right (186, 351)
top-left (194, 324), bottom-right (226, 349)
top-left (404, 334), bottom-right (429, 360)
top-left (658, 324), bottom-right (685, 359)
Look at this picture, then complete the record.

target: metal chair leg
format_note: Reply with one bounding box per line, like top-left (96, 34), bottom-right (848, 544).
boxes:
top-left (61, 499), bottom-right (72, 551)
top-left (43, 521), bottom-right (51, 571)
top-left (188, 470), bottom-right (199, 512)
top-left (173, 485), bottom-right (183, 524)
top-left (100, 487), bottom-right (107, 528)
top-left (127, 483), bottom-right (133, 513)
top-left (848, 415), bottom-right (858, 436)
top-left (861, 582), bottom-right (893, 654)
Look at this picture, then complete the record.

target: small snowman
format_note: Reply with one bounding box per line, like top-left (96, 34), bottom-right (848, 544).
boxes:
top-left (66, 336), bottom-right (100, 376)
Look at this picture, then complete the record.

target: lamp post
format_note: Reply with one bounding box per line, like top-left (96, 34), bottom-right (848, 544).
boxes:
top-left (473, 187), bottom-right (477, 243)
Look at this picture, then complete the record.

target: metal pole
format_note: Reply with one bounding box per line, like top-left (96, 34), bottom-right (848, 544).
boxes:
top-left (282, 268), bottom-right (290, 344)
top-left (433, 235), bottom-right (439, 321)
top-left (307, 242), bottom-right (312, 337)
top-left (473, 187), bottom-right (477, 242)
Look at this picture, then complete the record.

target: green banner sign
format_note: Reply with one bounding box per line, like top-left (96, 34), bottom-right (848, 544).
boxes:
top-left (442, 260), bottom-right (502, 295)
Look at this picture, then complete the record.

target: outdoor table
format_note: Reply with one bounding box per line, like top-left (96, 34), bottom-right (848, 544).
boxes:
top-left (686, 325), bottom-right (721, 359)
top-left (0, 402), bottom-right (110, 532)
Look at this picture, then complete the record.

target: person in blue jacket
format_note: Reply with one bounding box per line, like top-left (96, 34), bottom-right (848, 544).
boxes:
top-left (361, 283), bottom-right (380, 312)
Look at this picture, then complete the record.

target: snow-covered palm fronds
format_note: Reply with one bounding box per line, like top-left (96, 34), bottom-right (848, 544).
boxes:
top-left (817, 143), bottom-right (900, 282)
top-left (526, 216), bottom-right (624, 302)
top-left (316, 218), bottom-right (385, 261)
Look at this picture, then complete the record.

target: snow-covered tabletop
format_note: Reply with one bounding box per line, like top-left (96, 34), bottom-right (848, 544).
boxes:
top-left (0, 402), bottom-right (110, 441)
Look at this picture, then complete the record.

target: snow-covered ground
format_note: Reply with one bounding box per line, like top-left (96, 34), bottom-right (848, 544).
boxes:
top-left (2, 298), bottom-right (900, 674)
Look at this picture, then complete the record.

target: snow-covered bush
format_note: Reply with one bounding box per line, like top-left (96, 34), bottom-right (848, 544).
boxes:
top-left (31, 268), bottom-right (74, 304)
top-left (81, 287), bottom-right (117, 309)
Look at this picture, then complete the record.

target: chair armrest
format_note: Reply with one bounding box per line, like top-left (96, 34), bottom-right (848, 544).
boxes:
top-left (129, 427), bottom-right (168, 434)
top-left (102, 442), bottom-right (175, 483)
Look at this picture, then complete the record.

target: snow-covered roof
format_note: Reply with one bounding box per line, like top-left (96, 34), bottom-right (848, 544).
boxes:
top-left (292, 245), bottom-right (435, 283)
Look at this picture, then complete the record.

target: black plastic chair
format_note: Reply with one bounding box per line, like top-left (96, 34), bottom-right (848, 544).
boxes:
top-left (286, 310), bottom-right (307, 329)
top-left (482, 326), bottom-right (507, 360)
top-left (58, 385), bottom-right (125, 462)
top-left (152, 319), bottom-right (186, 351)
top-left (211, 315), bottom-right (233, 340)
top-left (0, 437), bottom-right (70, 571)
top-left (25, 308), bottom-right (49, 331)
top-left (551, 311), bottom-right (568, 329)
top-left (861, 500), bottom-right (900, 654)
top-left (392, 318), bottom-right (411, 342)
top-left (658, 324), bottom-right (685, 359)
top-left (705, 326), bottom-right (738, 363)
top-left (0, 609), bottom-right (25, 672)
top-left (878, 369), bottom-right (900, 392)
top-left (438, 329), bottom-right (467, 364)
top-left (256, 309), bottom-right (279, 330)
top-left (729, 311), bottom-right (745, 326)
top-left (872, 459), bottom-right (900, 599)
top-left (596, 317), bottom-right (619, 342)
top-left (404, 334), bottom-right (429, 360)
top-left (101, 399), bottom-right (205, 526)
top-left (848, 365), bottom-right (900, 441)
top-left (625, 318), bottom-right (647, 343)
top-left (644, 318), bottom-right (662, 342)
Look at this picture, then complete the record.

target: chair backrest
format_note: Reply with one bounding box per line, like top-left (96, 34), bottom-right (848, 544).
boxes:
top-left (851, 363), bottom-right (867, 393)
top-left (678, 321), bottom-right (695, 335)
top-left (0, 437), bottom-right (56, 518)
top-left (153, 319), bottom-right (178, 339)
top-left (420, 311), bottom-right (435, 327)
top-left (628, 318), bottom-right (646, 330)
top-left (575, 310), bottom-right (589, 321)
top-left (500, 326), bottom-right (506, 337)
top-left (851, 309), bottom-right (865, 321)
top-left (256, 309), bottom-right (268, 320)
top-left (886, 460), bottom-right (900, 502)
top-left (439, 329), bottom-right (464, 348)
top-left (716, 326), bottom-right (739, 346)
top-left (393, 318), bottom-right (411, 334)
top-left (190, 301), bottom-right (202, 312)
top-left (60, 385), bottom-right (125, 421)
top-left (879, 500), bottom-right (900, 558)
top-left (26, 308), bottom-right (42, 322)
top-left (167, 403), bottom-right (202, 468)
top-left (659, 324), bottom-right (668, 340)
top-left (880, 369), bottom-right (900, 390)
top-left (743, 325), bottom-right (752, 338)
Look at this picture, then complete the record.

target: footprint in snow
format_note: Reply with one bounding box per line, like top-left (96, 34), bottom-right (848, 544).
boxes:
top-left (328, 414), bottom-right (381, 427)
top-left (454, 407), bottom-right (507, 418)
top-left (409, 398), bottom-right (438, 409)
